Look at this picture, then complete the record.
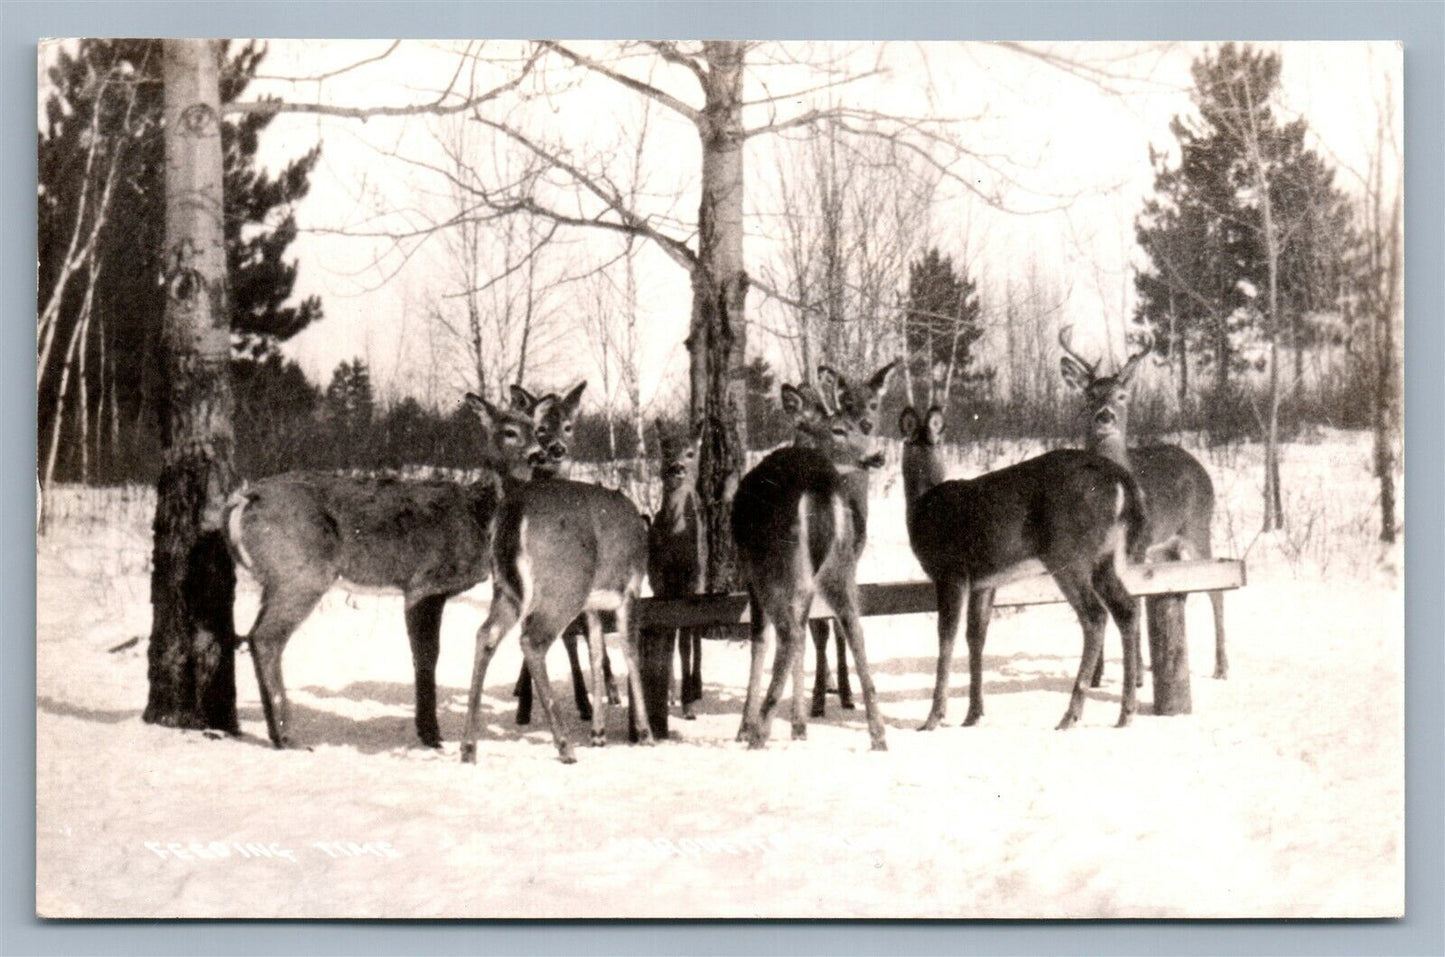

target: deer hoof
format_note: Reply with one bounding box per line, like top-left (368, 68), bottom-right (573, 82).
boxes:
top-left (791, 722), bottom-right (807, 741)
top-left (1056, 714), bottom-right (1078, 731)
top-left (840, 700), bottom-right (856, 711)
top-left (683, 705), bottom-right (697, 720)
top-left (962, 713), bottom-right (982, 727)
top-left (870, 738), bottom-right (888, 752)
top-left (1214, 667), bottom-right (1228, 680)
top-left (558, 743), bottom-right (577, 764)
top-left (460, 743), bottom-right (477, 764)
top-left (810, 702), bottom-right (825, 719)
top-left (608, 690), bottom-right (622, 706)
top-left (590, 731), bottom-right (606, 748)
top-left (514, 711), bottom-right (531, 726)
top-left (635, 730), bottom-right (656, 747)
top-left (1115, 713), bottom-right (1133, 729)
top-left (918, 715), bottom-right (941, 732)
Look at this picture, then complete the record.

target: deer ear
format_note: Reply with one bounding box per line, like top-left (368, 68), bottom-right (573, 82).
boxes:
top-left (508, 384), bottom-right (537, 412)
top-left (925, 406), bottom-right (945, 441)
top-left (1116, 351), bottom-right (1146, 387)
top-left (868, 359), bottom-right (900, 397)
top-left (780, 383), bottom-right (806, 415)
top-left (1060, 356), bottom-right (1093, 391)
top-left (466, 393), bottom-right (501, 428)
top-left (558, 381), bottom-right (586, 416)
top-left (898, 406), bottom-right (919, 438)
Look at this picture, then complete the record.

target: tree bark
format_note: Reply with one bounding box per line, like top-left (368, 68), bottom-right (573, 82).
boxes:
top-left (689, 42), bottom-right (749, 593)
top-left (143, 39), bottom-right (239, 734)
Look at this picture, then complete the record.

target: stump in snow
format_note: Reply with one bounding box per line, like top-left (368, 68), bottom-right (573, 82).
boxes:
top-left (1146, 593), bottom-right (1192, 715)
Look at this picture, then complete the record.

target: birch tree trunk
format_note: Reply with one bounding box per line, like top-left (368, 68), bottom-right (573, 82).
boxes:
top-left (143, 39), bottom-right (239, 733)
top-left (689, 41), bottom-right (749, 592)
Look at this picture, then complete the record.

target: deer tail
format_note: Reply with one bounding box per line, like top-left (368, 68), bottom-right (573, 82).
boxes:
top-left (223, 483), bottom-right (257, 571)
top-left (1118, 473), bottom-right (1149, 565)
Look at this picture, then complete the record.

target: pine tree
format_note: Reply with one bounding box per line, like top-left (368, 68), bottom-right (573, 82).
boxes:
top-left (905, 247), bottom-right (986, 410)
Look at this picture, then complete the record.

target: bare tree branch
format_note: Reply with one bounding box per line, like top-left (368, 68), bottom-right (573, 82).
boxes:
top-left (252, 40), bottom-right (401, 83)
top-left (539, 41), bottom-right (701, 122)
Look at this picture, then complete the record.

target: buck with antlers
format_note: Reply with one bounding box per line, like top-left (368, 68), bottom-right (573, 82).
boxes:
top-left (1058, 325), bottom-right (1227, 681)
top-left (224, 390), bottom-right (561, 749)
top-left (731, 382), bottom-right (888, 751)
top-left (795, 361), bottom-right (896, 718)
top-left (506, 384), bottom-right (621, 726)
top-left (899, 404), bottom-right (1149, 729)
top-left (459, 453), bottom-right (652, 765)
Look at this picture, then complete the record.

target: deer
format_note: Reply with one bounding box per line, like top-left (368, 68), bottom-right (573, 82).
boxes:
top-left (505, 384), bottom-right (621, 726)
top-left (801, 360), bottom-right (897, 718)
top-left (644, 418), bottom-right (707, 720)
top-left (731, 383), bottom-right (888, 752)
top-left (459, 467), bottom-right (652, 765)
top-left (223, 391), bottom-right (557, 749)
top-left (898, 403), bottom-right (1149, 730)
top-left (1058, 326), bottom-right (1227, 681)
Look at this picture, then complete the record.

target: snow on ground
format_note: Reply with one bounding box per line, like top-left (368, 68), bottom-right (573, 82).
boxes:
top-left (36, 431), bottom-right (1403, 918)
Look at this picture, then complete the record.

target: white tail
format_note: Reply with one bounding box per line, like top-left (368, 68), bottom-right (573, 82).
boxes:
top-left (225, 391), bottom-right (564, 749)
top-left (898, 404), bottom-right (1146, 730)
top-left (729, 383), bottom-right (888, 752)
top-left (1059, 324), bottom-right (1226, 680)
top-left (460, 473), bottom-right (651, 765)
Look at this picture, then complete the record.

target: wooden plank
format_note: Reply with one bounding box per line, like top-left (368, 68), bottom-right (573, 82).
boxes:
top-left (635, 559), bottom-right (1245, 629)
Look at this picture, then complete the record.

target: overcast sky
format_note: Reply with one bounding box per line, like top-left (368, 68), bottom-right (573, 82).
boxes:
top-left (186, 40), bottom-right (1401, 412)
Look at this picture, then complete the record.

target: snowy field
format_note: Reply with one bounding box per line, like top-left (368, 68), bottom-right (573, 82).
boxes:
top-left (35, 431), bottom-right (1403, 918)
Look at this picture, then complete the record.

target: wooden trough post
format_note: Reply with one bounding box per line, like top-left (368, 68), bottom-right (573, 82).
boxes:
top-left (631, 628), bottom-right (675, 742)
top-left (1145, 594), bottom-right (1192, 715)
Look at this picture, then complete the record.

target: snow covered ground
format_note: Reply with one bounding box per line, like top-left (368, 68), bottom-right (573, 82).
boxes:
top-left (35, 431), bottom-right (1403, 918)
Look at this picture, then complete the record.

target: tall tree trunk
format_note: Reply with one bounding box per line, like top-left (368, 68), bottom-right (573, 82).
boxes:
top-left (689, 41), bottom-right (748, 593)
top-left (1374, 174), bottom-right (1403, 543)
top-left (143, 39), bottom-right (239, 733)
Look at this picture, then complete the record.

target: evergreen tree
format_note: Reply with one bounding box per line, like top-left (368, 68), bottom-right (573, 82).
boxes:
top-left (1135, 43), bottom-right (1350, 434)
top-left (905, 247), bottom-right (986, 409)
top-left (38, 39), bottom-right (323, 481)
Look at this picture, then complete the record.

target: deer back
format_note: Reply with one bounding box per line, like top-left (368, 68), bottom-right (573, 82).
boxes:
top-left (909, 449), bottom-right (1146, 583)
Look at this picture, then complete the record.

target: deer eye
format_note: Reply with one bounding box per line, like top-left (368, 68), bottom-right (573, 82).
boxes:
top-left (503, 428), bottom-right (520, 440)
top-left (563, 424), bottom-right (573, 434)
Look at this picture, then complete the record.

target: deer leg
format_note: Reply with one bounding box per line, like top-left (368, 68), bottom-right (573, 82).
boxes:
top-left (962, 587), bottom-right (995, 727)
top-left (1056, 572), bottom-right (1109, 730)
top-left (1092, 562), bottom-right (1140, 727)
top-left (246, 584), bottom-right (325, 749)
top-left (561, 618), bottom-right (594, 722)
top-left (404, 592), bottom-right (447, 748)
top-left (1209, 590), bottom-right (1228, 679)
top-left (613, 601), bottom-right (654, 746)
top-left (513, 663), bottom-right (534, 726)
top-left (460, 597), bottom-right (519, 764)
top-left (603, 634), bottom-right (620, 705)
top-left (516, 627), bottom-right (575, 764)
top-left (750, 610), bottom-right (805, 751)
top-left (834, 622), bottom-right (854, 710)
top-left (790, 620), bottom-right (809, 741)
top-left (922, 575), bottom-right (966, 731)
top-left (737, 591), bottom-right (770, 743)
top-left (809, 618), bottom-right (830, 718)
top-left (585, 612), bottom-right (608, 747)
top-left (822, 575), bottom-right (887, 751)
top-left (678, 628), bottom-right (700, 719)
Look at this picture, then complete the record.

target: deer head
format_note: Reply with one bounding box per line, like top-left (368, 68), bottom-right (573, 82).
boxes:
top-left (465, 392), bottom-right (550, 481)
top-left (1058, 325), bottom-right (1154, 446)
top-left (817, 359), bottom-right (899, 437)
top-left (781, 381), bottom-right (874, 473)
top-left (508, 381), bottom-right (586, 477)
top-left (656, 417), bottom-right (703, 495)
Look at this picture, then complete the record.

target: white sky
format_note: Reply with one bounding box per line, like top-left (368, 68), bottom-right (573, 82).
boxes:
top-left (210, 41), bottom-right (1400, 412)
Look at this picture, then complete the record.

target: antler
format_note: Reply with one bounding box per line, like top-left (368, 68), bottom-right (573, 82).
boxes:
top-left (1123, 322), bottom-right (1156, 369)
top-left (1057, 325), bottom-right (1100, 377)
